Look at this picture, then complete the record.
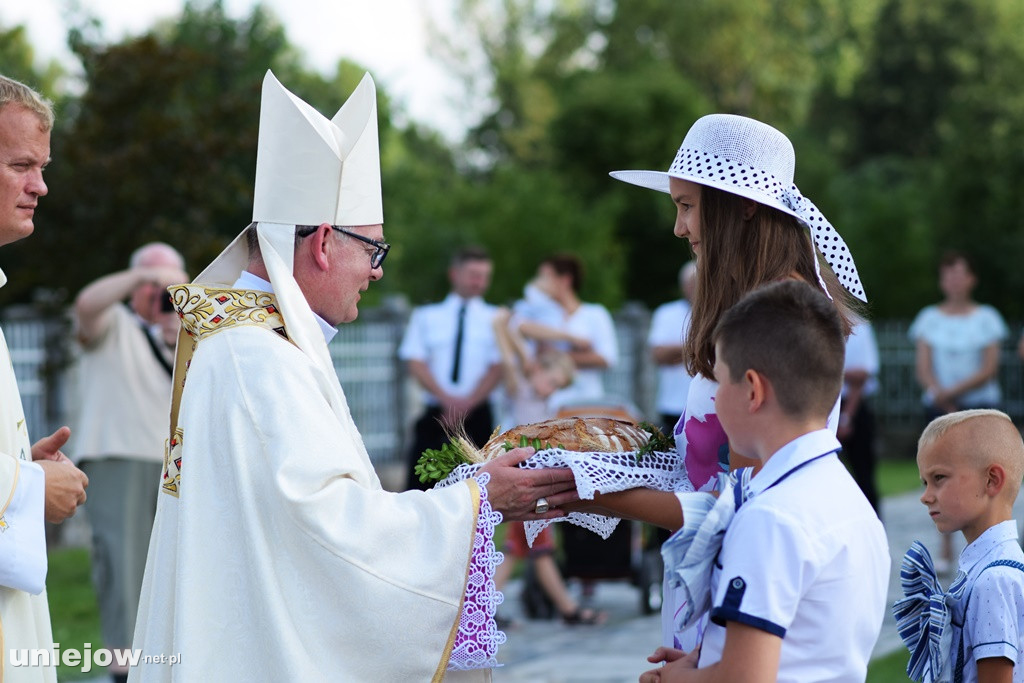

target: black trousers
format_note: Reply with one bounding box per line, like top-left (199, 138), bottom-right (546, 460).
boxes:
top-left (839, 398), bottom-right (879, 514)
top-left (659, 413), bottom-right (680, 439)
top-left (405, 403), bottom-right (494, 491)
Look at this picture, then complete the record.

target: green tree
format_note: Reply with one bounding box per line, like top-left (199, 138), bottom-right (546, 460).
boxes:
top-left (824, 0), bottom-right (1024, 318)
top-left (0, 2), bottom-right (356, 303)
top-left (0, 24), bottom-right (64, 98)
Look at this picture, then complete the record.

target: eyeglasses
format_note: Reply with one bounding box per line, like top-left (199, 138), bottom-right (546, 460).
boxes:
top-left (332, 226), bottom-right (390, 269)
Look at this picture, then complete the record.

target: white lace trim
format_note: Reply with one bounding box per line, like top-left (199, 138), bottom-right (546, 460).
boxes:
top-left (446, 472), bottom-right (507, 671)
top-left (439, 448), bottom-right (691, 547)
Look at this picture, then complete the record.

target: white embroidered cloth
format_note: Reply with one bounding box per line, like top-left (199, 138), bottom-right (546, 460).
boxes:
top-left (438, 448), bottom-right (689, 545)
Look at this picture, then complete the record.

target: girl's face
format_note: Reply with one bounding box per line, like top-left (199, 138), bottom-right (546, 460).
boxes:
top-left (669, 177), bottom-right (702, 256)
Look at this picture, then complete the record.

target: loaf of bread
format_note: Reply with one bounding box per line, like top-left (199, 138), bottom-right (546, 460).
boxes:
top-left (478, 417), bottom-right (650, 460)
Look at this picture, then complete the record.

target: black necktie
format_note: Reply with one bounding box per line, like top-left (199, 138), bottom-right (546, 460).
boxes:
top-left (451, 301), bottom-right (467, 383)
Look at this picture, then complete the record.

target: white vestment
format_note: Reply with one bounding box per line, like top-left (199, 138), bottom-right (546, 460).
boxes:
top-left (130, 286), bottom-right (500, 682)
top-left (0, 269), bottom-right (57, 683)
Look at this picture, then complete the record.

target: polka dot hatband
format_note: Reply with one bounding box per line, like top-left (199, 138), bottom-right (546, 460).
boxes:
top-left (610, 114), bottom-right (866, 302)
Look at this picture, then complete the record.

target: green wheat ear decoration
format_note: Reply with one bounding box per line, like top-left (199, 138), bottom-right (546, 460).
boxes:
top-left (635, 421), bottom-right (673, 462)
top-left (414, 429), bottom-right (485, 484)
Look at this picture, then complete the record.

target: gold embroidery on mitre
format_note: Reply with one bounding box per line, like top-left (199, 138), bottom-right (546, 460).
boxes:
top-left (161, 427), bottom-right (184, 498)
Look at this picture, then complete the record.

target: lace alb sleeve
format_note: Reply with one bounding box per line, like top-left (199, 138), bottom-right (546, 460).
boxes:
top-left (446, 473), bottom-right (507, 671)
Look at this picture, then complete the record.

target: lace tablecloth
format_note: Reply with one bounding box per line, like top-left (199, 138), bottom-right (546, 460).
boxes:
top-left (438, 448), bottom-right (690, 545)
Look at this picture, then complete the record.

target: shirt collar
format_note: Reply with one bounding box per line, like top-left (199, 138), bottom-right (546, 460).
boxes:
top-left (445, 292), bottom-right (482, 308)
top-left (959, 520), bottom-right (1019, 574)
top-left (747, 429), bottom-right (841, 496)
top-left (234, 270), bottom-right (338, 344)
top-left (0, 266), bottom-right (6, 289)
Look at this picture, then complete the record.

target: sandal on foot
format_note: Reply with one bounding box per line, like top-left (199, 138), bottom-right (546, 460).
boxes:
top-left (561, 607), bottom-right (606, 626)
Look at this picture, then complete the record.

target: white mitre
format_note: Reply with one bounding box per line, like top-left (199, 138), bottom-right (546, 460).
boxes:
top-left (189, 70), bottom-right (383, 389)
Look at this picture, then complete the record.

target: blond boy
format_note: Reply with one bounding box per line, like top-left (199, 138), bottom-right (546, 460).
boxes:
top-left (901, 409), bottom-right (1024, 683)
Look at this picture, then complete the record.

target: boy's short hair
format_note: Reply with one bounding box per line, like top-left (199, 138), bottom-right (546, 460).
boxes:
top-left (713, 280), bottom-right (844, 420)
top-left (919, 409), bottom-right (1024, 500)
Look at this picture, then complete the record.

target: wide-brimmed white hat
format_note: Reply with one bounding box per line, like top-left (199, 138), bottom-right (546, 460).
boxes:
top-left (611, 114), bottom-right (865, 302)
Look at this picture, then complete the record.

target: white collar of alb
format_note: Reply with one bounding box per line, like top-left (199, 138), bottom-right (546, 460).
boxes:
top-left (234, 270), bottom-right (338, 344)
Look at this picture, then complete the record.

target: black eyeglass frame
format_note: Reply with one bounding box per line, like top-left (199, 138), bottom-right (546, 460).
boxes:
top-left (332, 226), bottom-right (390, 269)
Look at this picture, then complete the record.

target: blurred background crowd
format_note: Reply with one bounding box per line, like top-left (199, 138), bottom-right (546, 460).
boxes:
top-left (4, 0), bottom-right (1024, 679)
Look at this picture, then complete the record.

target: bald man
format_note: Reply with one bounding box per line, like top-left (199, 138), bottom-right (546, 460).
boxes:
top-left (71, 243), bottom-right (188, 683)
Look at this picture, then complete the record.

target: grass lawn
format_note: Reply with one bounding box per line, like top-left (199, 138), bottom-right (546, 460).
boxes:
top-left (46, 547), bottom-right (106, 681)
top-left (876, 457), bottom-right (922, 498)
top-left (867, 648), bottom-right (911, 682)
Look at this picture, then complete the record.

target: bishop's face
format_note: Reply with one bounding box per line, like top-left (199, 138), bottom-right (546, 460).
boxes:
top-left (327, 224), bottom-right (384, 324)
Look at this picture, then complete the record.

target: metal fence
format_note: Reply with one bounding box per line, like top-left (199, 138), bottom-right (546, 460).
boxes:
top-left (5, 304), bottom-right (1024, 465)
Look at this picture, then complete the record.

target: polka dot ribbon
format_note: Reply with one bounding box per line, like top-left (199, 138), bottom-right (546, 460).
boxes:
top-left (780, 186), bottom-right (866, 302)
top-left (668, 148), bottom-right (867, 302)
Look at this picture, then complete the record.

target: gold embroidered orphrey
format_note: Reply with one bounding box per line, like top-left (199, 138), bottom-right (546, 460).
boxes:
top-left (161, 285), bottom-right (290, 498)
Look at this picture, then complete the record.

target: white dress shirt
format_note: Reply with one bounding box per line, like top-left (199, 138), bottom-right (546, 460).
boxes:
top-left (548, 302), bottom-right (618, 408)
top-left (843, 318), bottom-right (879, 398)
top-left (647, 298), bottom-right (693, 415)
top-left (950, 520), bottom-right (1024, 683)
top-left (398, 293), bottom-right (499, 404)
top-left (699, 429), bottom-right (890, 682)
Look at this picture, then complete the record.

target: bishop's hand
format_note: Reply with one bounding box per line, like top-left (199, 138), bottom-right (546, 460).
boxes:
top-left (478, 447), bottom-right (578, 522)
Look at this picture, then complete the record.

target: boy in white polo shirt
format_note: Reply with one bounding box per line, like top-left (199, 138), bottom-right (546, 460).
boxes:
top-left (642, 280), bottom-right (890, 683)
top-left (894, 409), bottom-right (1024, 683)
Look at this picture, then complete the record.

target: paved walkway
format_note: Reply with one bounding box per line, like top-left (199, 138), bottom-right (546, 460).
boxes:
top-left (76, 491), bottom-right (1024, 683)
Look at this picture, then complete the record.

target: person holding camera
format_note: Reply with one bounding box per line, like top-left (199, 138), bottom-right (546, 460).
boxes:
top-left (70, 242), bottom-right (187, 683)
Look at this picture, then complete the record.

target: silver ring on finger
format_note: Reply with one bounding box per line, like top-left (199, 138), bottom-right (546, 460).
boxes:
top-left (534, 497), bottom-right (550, 515)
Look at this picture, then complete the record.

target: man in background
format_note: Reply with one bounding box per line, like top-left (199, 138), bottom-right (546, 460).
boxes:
top-left (71, 242), bottom-right (187, 683)
top-left (647, 261), bottom-right (697, 435)
top-left (838, 315), bottom-right (881, 515)
top-left (400, 246), bottom-right (502, 490)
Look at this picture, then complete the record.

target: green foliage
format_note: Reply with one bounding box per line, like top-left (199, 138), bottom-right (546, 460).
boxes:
top-left (47, 547), bottom-right (104, 681)
top-left (819, 0), bottom-right (1024, 317)
top-left (3, 0), bottom-right (1024, 319)
top-left (1, 3), bottom-right (289, 301)
top-left (876, 458), bottom-right (924, 499)
top-left (635, 421), bottom-right (673, 460)
top-left (866, 648), bottom-right (911, 682)
top-left (825, 158), bottom-right (937, 317)
top-left (384, 162), bottom-right (624, 307)
top-left (0, 2), bottom-right (391, 306)
top-left (547, 66), bottom-right (711, 305)
top-left (600, 0), bottom-right (883, 129)
top-left (414, 440), bottom-right (474, 484)
top-left (0, 25), bottom-right (65, 97)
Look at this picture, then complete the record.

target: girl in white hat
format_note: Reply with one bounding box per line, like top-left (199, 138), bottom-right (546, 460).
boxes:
top-left (573, 113), bottom-right (867, 655)
top-left (612, 113), bottom-right (864, 484)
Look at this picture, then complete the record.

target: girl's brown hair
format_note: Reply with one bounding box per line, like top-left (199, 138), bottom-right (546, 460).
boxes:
top-left (684, 185), bottom-right (857, 379)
